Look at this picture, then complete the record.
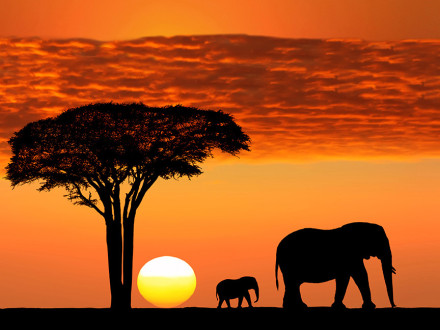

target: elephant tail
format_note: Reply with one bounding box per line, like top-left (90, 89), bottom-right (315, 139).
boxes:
top-left (215, 286), bottom-right (219, 300)
top-left (275, 258), bottom-right (279, 290)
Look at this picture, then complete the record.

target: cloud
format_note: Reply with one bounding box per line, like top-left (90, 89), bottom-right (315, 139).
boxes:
top-left (1, 35), bottom-right (440, 163)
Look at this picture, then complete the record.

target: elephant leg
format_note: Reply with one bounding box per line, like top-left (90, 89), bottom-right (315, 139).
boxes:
top-left (283, 279), bottom-right (307, 309)
top-left (352, 262), bottom-right (376, 309)
top-left (237, 295), bottom-right (243, 308)
top-left (225, 299), bottom-right (231, 308)
top-left (217, 297), bottom-right (224, 308)
top-left (332, 274), bottom-right (349, 309)
top-left (244, 291), bottom-right (252, 307)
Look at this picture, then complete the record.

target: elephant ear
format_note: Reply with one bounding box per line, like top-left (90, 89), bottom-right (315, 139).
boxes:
top-left (341, 222), bottom-right (382, 259)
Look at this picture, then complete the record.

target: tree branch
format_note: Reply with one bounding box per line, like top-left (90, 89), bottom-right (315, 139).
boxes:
top-left (70, 183), bottom-right (105, 217)
top-left (128, 173), bottom-right (159, 219)
top-left (86, 176), bottom-right (111, 213)
top-left (122, 169), bottom-right (143, 222)
top-left (112, 181), bottom-right (122, 225)
top-left (85, 175), bottom-right (115, 223)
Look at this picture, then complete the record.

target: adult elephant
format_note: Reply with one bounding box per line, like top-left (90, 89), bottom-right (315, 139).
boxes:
top-left (216, 276), bottom-right (259, 308)
top-left (275, 222), bottom-right (396, 309)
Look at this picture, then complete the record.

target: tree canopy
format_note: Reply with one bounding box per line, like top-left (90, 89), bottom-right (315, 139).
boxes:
top-left (6, 102), bottom-right (250, 218)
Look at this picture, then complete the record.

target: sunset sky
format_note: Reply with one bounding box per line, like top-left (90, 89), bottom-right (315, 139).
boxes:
top-left (1, 0), bottom-right (440, 308)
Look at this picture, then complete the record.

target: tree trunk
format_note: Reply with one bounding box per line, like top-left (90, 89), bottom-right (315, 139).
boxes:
top-left (105, 212), bottom-right (137, 310)
top-left (106, 219), bottom-right (127, 310)
top-left (104, 183), bottom-right (145, 310)
top-left (122, 216), bottom-right (135, 309)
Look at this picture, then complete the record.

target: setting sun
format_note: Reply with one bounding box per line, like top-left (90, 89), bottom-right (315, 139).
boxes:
top-left (137, 256), bottom-right (197, 308)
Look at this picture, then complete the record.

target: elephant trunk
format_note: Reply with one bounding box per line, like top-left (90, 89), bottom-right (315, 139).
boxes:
top-left (253, 282), bottom-right (259, 303)
top-left (381, 255), bottom-right (396, 308)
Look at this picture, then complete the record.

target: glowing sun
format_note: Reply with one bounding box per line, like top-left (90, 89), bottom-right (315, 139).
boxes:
top-left (137, 256), bottom-right (197, 308)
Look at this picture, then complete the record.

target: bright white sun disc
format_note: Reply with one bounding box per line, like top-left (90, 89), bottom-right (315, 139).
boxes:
top-left (137, 256), bottom-right (196, 308)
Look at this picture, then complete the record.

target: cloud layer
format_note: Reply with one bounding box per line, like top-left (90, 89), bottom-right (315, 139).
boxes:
top-left (1, 35), bottom-right (440, 162)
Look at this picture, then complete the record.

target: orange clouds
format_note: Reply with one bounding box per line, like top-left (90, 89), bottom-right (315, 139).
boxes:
top-left (1, 35), bottom-right (440, 163)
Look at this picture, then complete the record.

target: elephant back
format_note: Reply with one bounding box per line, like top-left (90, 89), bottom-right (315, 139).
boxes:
top-left (339, 222), bottom-right (387, 258)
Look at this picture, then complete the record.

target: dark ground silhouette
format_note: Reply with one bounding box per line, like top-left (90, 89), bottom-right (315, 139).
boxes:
top-left (0, 307), bottom-right (438, 328)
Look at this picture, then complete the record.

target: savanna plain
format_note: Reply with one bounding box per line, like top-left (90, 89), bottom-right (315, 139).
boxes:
top-left (0, 307), bottom-right (438, 329)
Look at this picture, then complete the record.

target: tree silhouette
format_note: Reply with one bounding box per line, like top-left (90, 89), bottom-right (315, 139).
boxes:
top-left (6, 102), bottom-right (250, 309)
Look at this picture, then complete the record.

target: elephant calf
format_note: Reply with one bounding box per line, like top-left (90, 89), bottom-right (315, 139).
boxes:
top-left (216, 276), bottom-right (259, 308)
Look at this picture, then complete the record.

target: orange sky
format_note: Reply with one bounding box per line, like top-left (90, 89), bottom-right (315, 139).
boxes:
top-left (1, 0), bottom-right (440, 40)
top-left (1, 1), bottom-right (440, 308)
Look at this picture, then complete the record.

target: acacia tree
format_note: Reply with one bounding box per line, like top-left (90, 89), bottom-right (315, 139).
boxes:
top-left (6, 102), bottom-right (250, 309)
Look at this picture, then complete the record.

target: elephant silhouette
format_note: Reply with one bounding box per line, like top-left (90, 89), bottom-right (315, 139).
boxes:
top-left (216, 276), bottom-right (259, 308)
top-left (275, 222), bottom-right (396, 309)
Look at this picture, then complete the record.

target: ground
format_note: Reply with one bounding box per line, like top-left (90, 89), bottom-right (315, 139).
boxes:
top-left (0, 307), bottom-right (438, 329)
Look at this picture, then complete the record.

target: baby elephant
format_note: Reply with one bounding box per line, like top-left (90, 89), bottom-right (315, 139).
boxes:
top-left (216, 276), bottom-right (259, 308)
